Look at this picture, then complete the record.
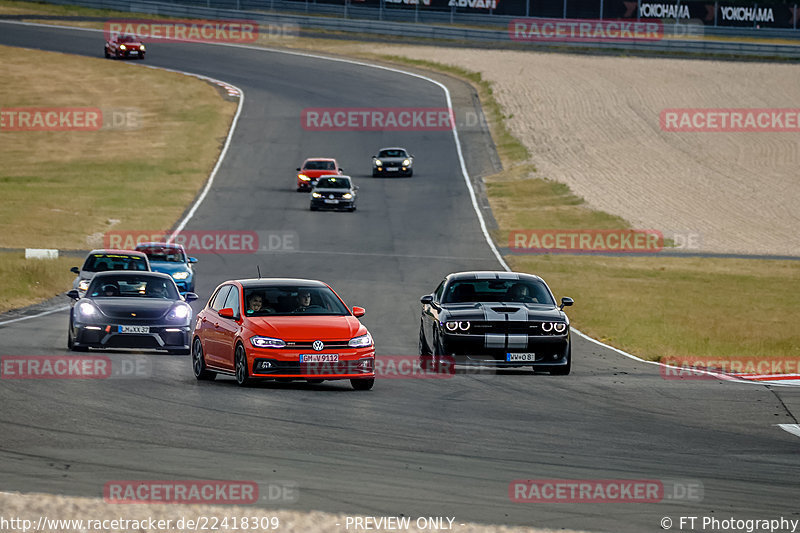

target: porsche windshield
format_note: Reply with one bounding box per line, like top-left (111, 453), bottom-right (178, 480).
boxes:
top-left (378, 149), bottom-right (407, 158)
top-left (315, 177), bottom-right (351, 189)
top-left (244, 286), bottom-right (349, 316)
top-left (88, 275), bottom-right (179, 299)
top-left (443, 280), bottom-right (555, 305)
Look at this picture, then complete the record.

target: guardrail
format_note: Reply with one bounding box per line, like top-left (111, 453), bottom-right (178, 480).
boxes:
top-left (35, 0), bottom-right (800, 57)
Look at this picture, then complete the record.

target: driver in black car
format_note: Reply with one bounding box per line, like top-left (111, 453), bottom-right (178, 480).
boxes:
top-left (507, 283), bottom-right (537, 303)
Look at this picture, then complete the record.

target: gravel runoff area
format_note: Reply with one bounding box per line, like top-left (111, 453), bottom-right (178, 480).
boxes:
top-left (0, 492), bottom-right (588, 533)
top-left (357, 45), bottom-right (800, 257)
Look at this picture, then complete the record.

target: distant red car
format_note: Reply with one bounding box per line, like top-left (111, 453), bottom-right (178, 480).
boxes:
top-left (296, 158), bottom-right (342, 191)
top-left (105, 34), bottom-right (145, 60)
top-left (192, 278), bottom-right (375, 390)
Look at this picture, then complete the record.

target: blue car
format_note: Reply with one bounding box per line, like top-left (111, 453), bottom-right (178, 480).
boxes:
top-left (135, 242), bottom-right (197, 293)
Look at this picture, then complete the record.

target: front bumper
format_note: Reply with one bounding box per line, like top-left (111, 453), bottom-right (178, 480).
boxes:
top-left (117, 49), bottom-right (144, 58)
top-left (248, 347), bottom-right (375, 380)
top-left (72, 323), bottom-right (190, 351)
top-left (373, 165), bottom-right (411, 176)
top-left (440, 331), bottom-right (570, 367)
top-left (310, 198), bottom-right (355, 210)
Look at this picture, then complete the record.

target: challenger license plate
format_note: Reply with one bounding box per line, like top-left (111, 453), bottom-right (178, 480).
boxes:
top-left (324, 199), bottom-right (339, 204)
top-left (301, 354), bottom-right (339, 363)
top-left (507, 353), bottom-right (536, 362)
top-left (119, 325), bottom-right (149, 334)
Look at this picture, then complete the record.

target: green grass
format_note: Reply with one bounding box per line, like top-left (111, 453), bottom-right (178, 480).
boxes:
top-left (0, 252), bottom-right (78, 313)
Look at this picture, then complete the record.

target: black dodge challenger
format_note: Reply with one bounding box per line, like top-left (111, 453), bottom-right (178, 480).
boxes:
top-left (419, 271), bottom-right (574, 374)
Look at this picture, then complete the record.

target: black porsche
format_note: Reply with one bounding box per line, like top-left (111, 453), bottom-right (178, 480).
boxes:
top-left (67, 271), bottom-right (198, 354)
top-left (419, 271), bottom-right (574, 374)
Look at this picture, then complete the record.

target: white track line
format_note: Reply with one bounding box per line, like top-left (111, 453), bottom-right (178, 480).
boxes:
top-left (0, 20), bottom-right (794, 390)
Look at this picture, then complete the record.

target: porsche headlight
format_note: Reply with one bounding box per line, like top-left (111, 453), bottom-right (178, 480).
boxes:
top-left (251, 336), bottom-right (286, 348)
top-left (77, 301), bottom-right (97, 318)
top-left (172, 272), bottom-right (190, 280)
top-left (374, 159), bottom-right (382, 167)
top-left (298, 174), bottom-right (310, 181)
top-left (402, 159), bottom-right (411, 167)
top-left (167, 303), bottom-right (192, 320)
top-left (348, 333), bottom-right (373, 348)
top-left (343, 193), bottom-right (353, 199)
top-left (312, 192), bottom-right (322, 198)
top-left (78, 279), bottom-right (90, 292)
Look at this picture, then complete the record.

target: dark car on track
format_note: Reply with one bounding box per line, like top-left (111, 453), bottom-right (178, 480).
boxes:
top-left (105, 34), bottom-right (146, 59)
top-left (67, 271), bottom-right (198, 354)
top-left (372, 147), bottom-right (413, 177)
top-left (310, 175), bottom-right (358, 212)
top-left (191, 278), bottom-right (375, 389)
top-left (419, 271), bottom-right (574, 374)
top-left (71, 249), bottom-right (150, 296)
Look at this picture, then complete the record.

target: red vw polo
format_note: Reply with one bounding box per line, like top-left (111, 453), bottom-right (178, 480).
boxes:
top-left (295, 158), bottom-right (342, 191)
top-left (192, 278), bottom-right (375, 390)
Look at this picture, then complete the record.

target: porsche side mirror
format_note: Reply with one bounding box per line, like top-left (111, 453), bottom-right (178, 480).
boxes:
top-left (352, 306), bottom-right (366, 318)
top-left (218, 307), bottom-right (235, 319)
top-left (420, 295), bottom-right (434, 305)
top-left (70, 266), bottom-right (80, 274)
top-left (559, 297), bottom-right (574, 310)
top-left (184, 292), bottom-right (198, 302)
top-left (67, 290), bottom-right (80, 300)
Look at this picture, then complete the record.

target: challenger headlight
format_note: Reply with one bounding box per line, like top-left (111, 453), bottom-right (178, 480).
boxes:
top-left (298, 174), bottom-right (310, 181)
top-left (541, 322), bottom-right (554, 332)
top-left (445, 321), bottom-right (459, 332)
top-left (374, 159), bottom-right (382, 167)
top-left (167, 303), bottom-right (192, 320)
top-left (251, 336), bottom-right (286, 348)
top-left (402, 159), bottom-right (411, 167)
top-left (312, 192), bottom-right (322, 198)
top-left (120, 44), bottom-right (126, 50)
top-left (78, 279), bottom-right (90, 292)
top-left (458, 321), bottom-right (470, 331)
top-left (77, 301), bottom-right (97, 318)
top-left (172, 271), bottom-right (190, 280)
top-left (343, 193), bottom-right (353, 199)
top-left (553, 322), bottom-right (567, 333)
top-left (348, 333), bottom-right (373, 348)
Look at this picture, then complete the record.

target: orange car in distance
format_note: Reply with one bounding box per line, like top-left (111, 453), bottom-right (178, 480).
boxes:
top-left (296, 158), bottom-right (342, 191)
top-left (192, 278), bottom-right (375, 390)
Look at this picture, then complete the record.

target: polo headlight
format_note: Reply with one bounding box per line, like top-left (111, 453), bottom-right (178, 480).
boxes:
top-left (167, 303), bottom-right (191, 321)
top-left (298, 174), bottom-right (310, 181)
top-left (343, 193), bottom-right (353, 199)
top-left (77, 301), bottom-right (97, 318)
top-left (251, 336), bottom-right (286, 348)
top-left (78, 279), bottom-right (90, 292)
top-left (349, 333), bottom-right (373, 348)
top-left (374, 159), bottom-right (382, 167)
top-left (402, 159), bottom-right (411, 167)
top-left (312, 192), bottom-right (322, 198)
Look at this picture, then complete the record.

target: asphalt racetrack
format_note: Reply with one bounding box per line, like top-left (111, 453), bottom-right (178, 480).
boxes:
top-left (1, 22), bottom-right (799, 533)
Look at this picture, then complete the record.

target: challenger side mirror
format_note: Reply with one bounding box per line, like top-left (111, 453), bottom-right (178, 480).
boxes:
top-left (559, 297), bottom-right (574, 310)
